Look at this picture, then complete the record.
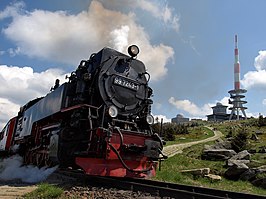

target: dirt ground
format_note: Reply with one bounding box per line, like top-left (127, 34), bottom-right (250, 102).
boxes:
top-left (0, 182), bottom-right (37, 199)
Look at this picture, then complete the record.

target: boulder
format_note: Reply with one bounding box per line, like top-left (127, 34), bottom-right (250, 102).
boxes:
top-left (213, 139), bottom-right (232, 149)
top-left (239, 165), bottom-right (266, 182)
top-left (227, 159), bottom-right (250, 167)
top-left (230, 150), bottom-right (251, 160)
top-left (252, 178), bottom-right (266, 189)
top-left (202, 149), bottom-right (237, 161)
top-left (224, 162), bottom-right (249, 180)
top-left (239, 169), bottom-right (257, 181)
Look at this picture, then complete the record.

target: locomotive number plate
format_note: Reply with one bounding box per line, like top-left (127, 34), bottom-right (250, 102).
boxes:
top-left (114, 76), bottom-right (139, 91)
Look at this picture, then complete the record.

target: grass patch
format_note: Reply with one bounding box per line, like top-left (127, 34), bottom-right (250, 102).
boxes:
top-left (154, 142), bottom-right (266, 196)
top-left (23, 183), bottom-right (64, 199)
top-left (165, 126), bottom-right (214, 146)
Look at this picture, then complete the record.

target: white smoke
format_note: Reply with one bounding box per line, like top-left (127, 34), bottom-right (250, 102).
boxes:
top-left (110, 25), bottom-right (130, 52)
top-left (0, 155), bottom-right (58, 183)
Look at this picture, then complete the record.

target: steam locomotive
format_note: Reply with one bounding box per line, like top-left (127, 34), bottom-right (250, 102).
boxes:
top-left (0, 45), bottom-right (166, 178)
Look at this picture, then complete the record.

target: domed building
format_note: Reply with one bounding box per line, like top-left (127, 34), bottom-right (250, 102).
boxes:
top-left (207, 102), bottom-right (229, 121)
top-left (171, 114), bottom-right (190, 124)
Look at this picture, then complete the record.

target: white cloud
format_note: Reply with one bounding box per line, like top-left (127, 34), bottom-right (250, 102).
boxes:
top-left (0, 65), bottom-right (67, 106)
top-left (263, 99), bottom-right (266, 106)
top-left (0, 0), bottom-right (176, 81)
top-left (168, 96), bottom-right (231, 119)
top-left (219, 97), bottom-right (230, 107)
top-left (245, 111), bottom-right (260, 118)
top-left (97, 0), bottom-right (180, 32)
top-left (254, 50), bottom-right (266, 71)
top-left (0, 1), bottom-right (25, 19)
top-left (0, 65), bottom-right (68, 128)
top-left (241, 50), bottom-right (266, 89)
top-left (0, 98), bottom-right (20, 128)
top-left (7, 47), bottom-right (20, 57)
top-left (241, 70), bottom-right (266, 89)
top-left (136, 0), bottom-right (180, 32)
top-left (168, 97), bottom-right (212, 118)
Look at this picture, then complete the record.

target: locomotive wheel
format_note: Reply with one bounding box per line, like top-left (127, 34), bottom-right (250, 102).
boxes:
top-left (57, 142), bottom-right (76, 168)
top-left (44, 154), bottom-right (53, 167)
top-left (59, 127), bottom-right (80, 142)
top-left (23, 150), bottom-right (31, 165)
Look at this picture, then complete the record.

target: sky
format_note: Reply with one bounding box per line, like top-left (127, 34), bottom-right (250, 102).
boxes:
top-left (1, 0), bottom-right (266, 127)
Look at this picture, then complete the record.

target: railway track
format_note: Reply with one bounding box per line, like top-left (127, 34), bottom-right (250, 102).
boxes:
top-left (56, 169), bottom-right (265, 199)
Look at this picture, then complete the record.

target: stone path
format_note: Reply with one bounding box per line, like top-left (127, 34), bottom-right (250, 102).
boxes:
top-left (162, 127), bottom-right (223, 157)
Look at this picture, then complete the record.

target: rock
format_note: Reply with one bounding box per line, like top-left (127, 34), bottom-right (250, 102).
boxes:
top-left (204, 144), bottom-right (212, 150)
top-left (252, 178), bottom-right (266, 189)
top-left (205, 174), bottom-right (222, 181)
top-left (249, 165), bottom-right (266, 188)
top-left (201, 153), bottom-right (228, 161)
top-left (227, 159), bottom-right (250, 167)
top-left (203, 139), bottom-right (232, 151)
top-left (213, 139), bottom-right (232, 149)
top-left (239, 169), bottom-right (257, 181)
top-left (258, 146), bottom-right (266, 153)
top-left (248, 149), bottom-right (256, 154)
top-left (180, 168), bottom-right (210, 176)
top-left (256, 165), bottom-right (266, 172)
top-left (230, 150), bottom-right (251, 160)
top-left (202, 149), bottom-right (237, 161)
top-left (250, 134), bottom-right (259, 141)
top-left (224, 163), bottom-right (249, 180)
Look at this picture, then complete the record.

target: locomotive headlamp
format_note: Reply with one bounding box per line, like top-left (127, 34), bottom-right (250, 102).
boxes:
top-left (146, 114), bottom-right (154, 125)
top-left (128, 45), bottom-right (139, 57)
top-left (108, 105), bottom-right (118, 118)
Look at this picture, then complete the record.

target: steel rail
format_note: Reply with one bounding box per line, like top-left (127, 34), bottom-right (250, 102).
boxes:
top-left (85, 176), bottom-right (265, 199)
top-left (56, 170), bottom-right (265, 199)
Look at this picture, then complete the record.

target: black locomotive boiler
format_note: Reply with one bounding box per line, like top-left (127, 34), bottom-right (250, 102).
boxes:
top-left (0, 45), bottom-right (166, 178)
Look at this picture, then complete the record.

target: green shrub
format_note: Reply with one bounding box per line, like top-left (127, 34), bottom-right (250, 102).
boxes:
top-left (231, 127), bottom-right (249, 152)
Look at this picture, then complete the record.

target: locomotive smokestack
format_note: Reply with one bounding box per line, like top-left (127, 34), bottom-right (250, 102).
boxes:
top-left (234, 34), bottom-right (240, 90)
